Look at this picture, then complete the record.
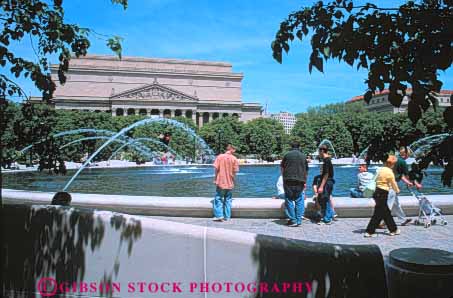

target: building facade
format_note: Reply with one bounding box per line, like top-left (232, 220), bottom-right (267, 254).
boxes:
top-left (347, 89), bottom-right (452, 113)
top-left (39, 55), bottom-right (262, 127)
top-left (270, 111), bottom-right (297, 134)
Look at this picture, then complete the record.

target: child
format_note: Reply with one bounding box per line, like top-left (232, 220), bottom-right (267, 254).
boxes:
top-left (408, 163), bottom-right (424, 187)
top-left (272, 175), bottom-right (285, 200)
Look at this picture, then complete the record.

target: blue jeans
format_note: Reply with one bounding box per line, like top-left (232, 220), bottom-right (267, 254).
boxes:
top-left (213, 187), bottom-right (233, 219)
top-left (350, 188), bottom-right (364, 198)
top-left (285, 192), bottom-right (305, 225)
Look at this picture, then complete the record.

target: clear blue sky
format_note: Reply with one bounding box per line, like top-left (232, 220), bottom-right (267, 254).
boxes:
top-left (7, 0), bottom-right (453, 113)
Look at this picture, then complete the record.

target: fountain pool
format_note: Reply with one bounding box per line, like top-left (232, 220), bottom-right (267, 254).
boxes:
top-left (3, 164), bottom-right (451, 197)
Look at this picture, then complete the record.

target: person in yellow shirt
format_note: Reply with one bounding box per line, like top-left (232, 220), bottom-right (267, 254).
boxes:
top-left (364, 155), bottom-right (401, 237)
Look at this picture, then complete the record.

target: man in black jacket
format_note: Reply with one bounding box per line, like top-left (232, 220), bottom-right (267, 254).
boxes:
top-left (281, 141), bottom-right (308, 227)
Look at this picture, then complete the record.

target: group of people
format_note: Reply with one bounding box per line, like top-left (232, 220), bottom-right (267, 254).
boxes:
top-left (211, 143), bottom-right (421, 237)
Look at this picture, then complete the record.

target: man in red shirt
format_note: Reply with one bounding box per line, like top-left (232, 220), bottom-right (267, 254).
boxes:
top-left (212, 144), bottom-right (239, 221)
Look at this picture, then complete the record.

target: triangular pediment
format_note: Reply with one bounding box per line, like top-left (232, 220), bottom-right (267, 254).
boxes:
top-left (111, 82), bottom-right (198, 101)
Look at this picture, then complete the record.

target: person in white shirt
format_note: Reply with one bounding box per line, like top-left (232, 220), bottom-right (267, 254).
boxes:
top-left (350, 164), bottom-right (374, 198)
top-left (272, 175), bottom-right (285, 200)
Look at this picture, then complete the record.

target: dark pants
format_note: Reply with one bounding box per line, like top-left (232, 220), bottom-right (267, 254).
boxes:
top-left (366, 188), bottom-right (397, 234)
top-left (317, 179), bottom-right (335, 222)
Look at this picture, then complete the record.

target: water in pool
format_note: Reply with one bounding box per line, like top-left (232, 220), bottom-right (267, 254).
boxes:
top-left (3, 164), bottom-right (452, 197)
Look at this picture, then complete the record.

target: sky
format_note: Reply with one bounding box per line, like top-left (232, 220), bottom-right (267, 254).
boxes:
top-left (6, 0), bottom-right (453, 114)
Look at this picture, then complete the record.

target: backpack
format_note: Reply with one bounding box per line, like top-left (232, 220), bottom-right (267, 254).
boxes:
top-left (363, 167), bottom-right (382, 198)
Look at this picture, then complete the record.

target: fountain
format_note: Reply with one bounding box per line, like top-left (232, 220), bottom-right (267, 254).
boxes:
top-left (107, 137), bottom-right (179, 162)
top-left (357, 145), bottom-right (369, 164)
top-left (62, 117), bottom-right (215, 192)
top-left (19, 128), bottom-right (118, 154)
top-left (58, 136), bottom-right (157, 160)
top-left (356, 133), bottom-right (453, 166)
top-left (407, 133), bottom-right (452, 159)
top-left (312, 139), bottom-right (338, 159)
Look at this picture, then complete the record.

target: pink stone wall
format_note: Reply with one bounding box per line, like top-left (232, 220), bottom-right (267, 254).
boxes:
top-left (53, 56), bottom-right (243, 102)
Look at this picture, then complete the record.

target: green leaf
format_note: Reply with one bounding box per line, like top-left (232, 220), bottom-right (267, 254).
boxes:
top-left (364, 90), bottom-right (373, 103)
top-left (388, 91), bottom-right (403, 107)
top-left (107, 36), bottom-right (124, 59)
top-left (407, 100), bottom-right (422, 123)
top-left (309, 52), bottom-right (323, 73)
top-left (346, 2), bottom-right (353, 12)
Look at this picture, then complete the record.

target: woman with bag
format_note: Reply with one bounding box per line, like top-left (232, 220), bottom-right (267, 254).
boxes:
top-left (364, 155), bottom-right (401, 237)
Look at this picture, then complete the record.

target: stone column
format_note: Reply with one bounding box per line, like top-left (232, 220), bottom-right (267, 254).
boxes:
top-left (170, 110), bottom-right (175, 118)
top-left (159, 110), bottom-right (163, 118)
top-left (191, 110), bottom-right (196, 123)
top-left (207, 112), bottom-right (211, 124)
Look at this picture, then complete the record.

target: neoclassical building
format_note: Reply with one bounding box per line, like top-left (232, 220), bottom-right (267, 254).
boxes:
top-left (41, 55), bottom-right (263, 127)
top-left (347, 89), bottom-right (452, 113)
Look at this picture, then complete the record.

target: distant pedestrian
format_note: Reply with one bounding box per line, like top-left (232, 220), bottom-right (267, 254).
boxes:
top-left (212, 144), bottom-right (239, 221)
top-left (317, 145), bottom-right (335, 224)
top-left (364, 155), bottom-right (401, 237)
top-left (281, 141), bottom-right (308, 227)
top-left (350, 164), bottom-right (374, 198)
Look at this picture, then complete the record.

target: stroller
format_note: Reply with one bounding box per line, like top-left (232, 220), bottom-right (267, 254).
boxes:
top-left (408, 187), bottom-right (448, 228)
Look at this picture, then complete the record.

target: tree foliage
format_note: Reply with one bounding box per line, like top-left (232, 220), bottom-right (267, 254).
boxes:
top-left (273, 0), bottom-right (453, 185)
top-left (0, 0), bottom-right (127, 101)
top-left (198, 117), bottom-right (247, 155)
top-left (242, 118), bottom-right (285, 160)
top-left (272, 0), bottom-right (453, 124)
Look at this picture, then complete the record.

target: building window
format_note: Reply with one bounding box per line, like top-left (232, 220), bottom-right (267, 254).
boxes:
top-left (127, 108), bottom-right (135, 116)
top-left (139, 108), bottom-right (147, 116)
top-left (116, 108), bottom-right (124, 116)
top-left (202, 112), bottom-right (210, 124)
top-left (163, 109), bottom-right (171, 118)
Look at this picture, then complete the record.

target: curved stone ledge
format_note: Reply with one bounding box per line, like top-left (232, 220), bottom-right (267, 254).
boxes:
top-left (2, 204), bottom-right (388, 298)
top-left (3, 189), bottom-right (453, 218)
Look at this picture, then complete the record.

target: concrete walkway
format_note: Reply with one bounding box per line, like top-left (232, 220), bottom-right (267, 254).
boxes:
top-left (147, 215), bottom-right (453, 257)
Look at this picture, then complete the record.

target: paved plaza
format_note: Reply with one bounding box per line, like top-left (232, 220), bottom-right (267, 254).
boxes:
top-left (148, 215), bottom-right (453, 256)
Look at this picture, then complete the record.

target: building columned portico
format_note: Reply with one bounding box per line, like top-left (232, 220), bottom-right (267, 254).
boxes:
top-left (41, 55), bottom-right (263, 127)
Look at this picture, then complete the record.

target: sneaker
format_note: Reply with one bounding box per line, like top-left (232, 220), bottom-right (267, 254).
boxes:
top-left (212, 217), bottom-right (224, 222)
top-left (222, 218), bottom-right (229, 222)
top-left (288, 222), bottom-right (299, 227)
top-left (364, 233), bottom-right (377, 238)
top-left (401, 219), bottom-right (412, 226)
top-left (302, 216), bottom-right (309, 221)
top-left (317, 220), bottom-right (332, 225)
top-left (333, 213), bottom-right (338, 218)
top-left (387, 229), bottom-right (401, 236)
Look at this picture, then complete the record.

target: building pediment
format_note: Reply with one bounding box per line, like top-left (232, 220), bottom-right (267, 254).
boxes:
top-left (111, 82), bottom-right (198, 101)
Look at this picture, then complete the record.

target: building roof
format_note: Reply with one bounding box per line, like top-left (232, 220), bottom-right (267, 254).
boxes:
top-left (347, 89), bottom-right (453, 103)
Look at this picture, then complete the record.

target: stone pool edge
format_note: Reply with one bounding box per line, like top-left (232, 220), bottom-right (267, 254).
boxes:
top-left (2, 188), bottom-right (453, 218)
